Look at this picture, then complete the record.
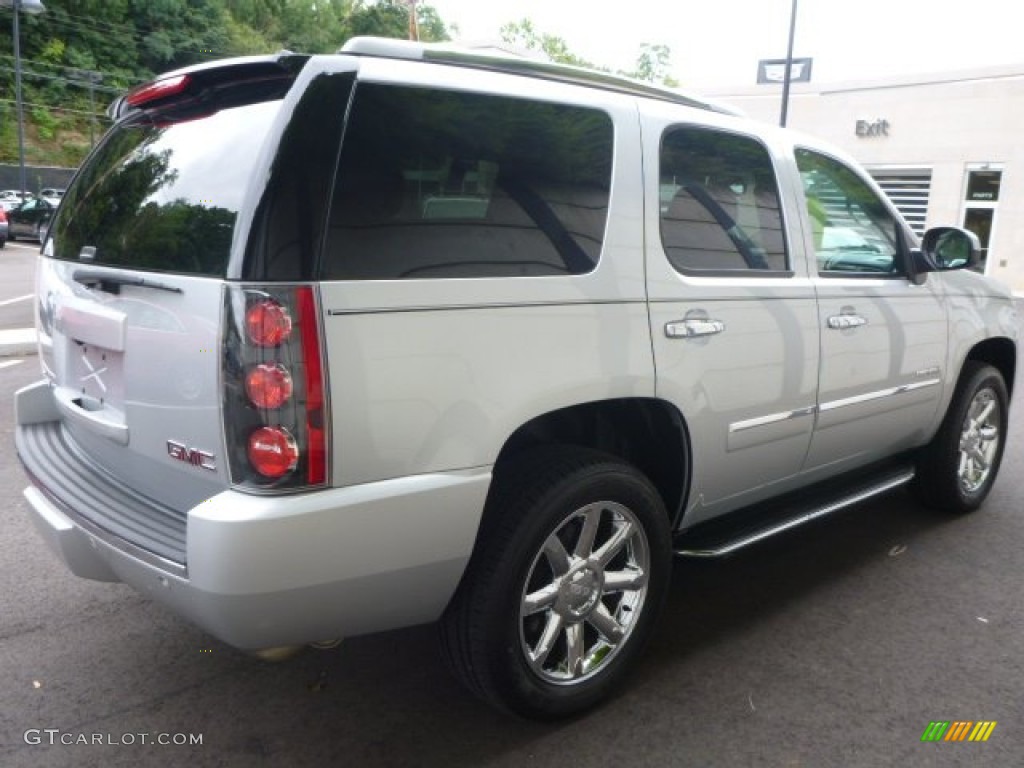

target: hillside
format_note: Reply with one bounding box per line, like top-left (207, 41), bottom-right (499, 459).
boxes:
top-left (0, 0), bottom-right (452, 170)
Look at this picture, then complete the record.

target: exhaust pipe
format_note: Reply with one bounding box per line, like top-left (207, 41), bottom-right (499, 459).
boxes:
top-left (249, 638), bottom-right (343, 661)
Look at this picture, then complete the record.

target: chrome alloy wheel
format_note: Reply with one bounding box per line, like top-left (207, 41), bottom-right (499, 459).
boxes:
top-left (958, 387), bottom-right (1001, 495)
top-left (519, 501), bottom-right (650, 685)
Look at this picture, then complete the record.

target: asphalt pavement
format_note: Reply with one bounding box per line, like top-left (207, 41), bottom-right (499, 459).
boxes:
top-left (1, 349), bottom-right (1023, 766)
top-left (0, 241), bottom-right (38, 357)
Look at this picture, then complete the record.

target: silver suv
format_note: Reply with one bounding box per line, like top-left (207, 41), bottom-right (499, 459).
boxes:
top-left (15, 38), bottom-right (1017, 718)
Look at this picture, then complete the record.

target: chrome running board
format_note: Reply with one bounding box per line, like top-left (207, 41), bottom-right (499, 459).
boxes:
top-left (674, 466), bottom-right (916, 558)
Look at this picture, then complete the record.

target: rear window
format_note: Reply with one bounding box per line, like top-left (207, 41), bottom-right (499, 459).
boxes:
top-left (321, 84), bottom-right (613, 280)
top-left (50, 100), bottom-right (281, 276)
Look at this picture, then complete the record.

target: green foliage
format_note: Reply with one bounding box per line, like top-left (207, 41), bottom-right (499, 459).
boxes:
top-left (0, 0), bottom-right (454, 169)
top-left (500, 19), bottom-right (594, 68)
top-left (500, 18), bottom-right (679, 86)
top-left (1, 1), bottom-right (672, 172)
top-left (38, 38), bottom-right (66, 63)
top-left (31, 106), bottom-right (58, 141)
top-left (627, 43), bottom-right (679, 87)
top-left (0, 104), bottom-right (16, 163)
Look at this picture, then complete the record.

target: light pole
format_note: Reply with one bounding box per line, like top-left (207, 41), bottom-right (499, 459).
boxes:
top-left (779, 0), bottom-right (798, 127)
top-left (2, 0), bottom-right (46, 199)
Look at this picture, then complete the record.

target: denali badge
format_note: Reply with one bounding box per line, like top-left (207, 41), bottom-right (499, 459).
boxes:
top-left (167, 440), bottom-right (216, 471)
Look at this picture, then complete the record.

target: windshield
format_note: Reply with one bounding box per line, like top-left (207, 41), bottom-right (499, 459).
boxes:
top-left (50, 99), bottom-right (281, 276)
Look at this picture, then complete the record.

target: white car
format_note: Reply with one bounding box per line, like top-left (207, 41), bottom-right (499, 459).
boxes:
top-left (0, 190), bottom-right (32, 212)
top-left (14, 37), bottom-right (1018, 719)
top-left (38, 187), bottom-right (65, 206)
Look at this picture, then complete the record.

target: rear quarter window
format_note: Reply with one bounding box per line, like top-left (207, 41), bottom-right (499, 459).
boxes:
top-left (321, 84), bottom-right (614, 280)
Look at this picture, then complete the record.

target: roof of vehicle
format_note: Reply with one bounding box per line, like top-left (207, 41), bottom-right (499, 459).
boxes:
top-left (105, 39), bottom-right (743, 125)
top-left (338, 37), bottom-right (743, 117)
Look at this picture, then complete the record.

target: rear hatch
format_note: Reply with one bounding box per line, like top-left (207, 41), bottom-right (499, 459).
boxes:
top-left (36, 55), bottom-right (310, 513)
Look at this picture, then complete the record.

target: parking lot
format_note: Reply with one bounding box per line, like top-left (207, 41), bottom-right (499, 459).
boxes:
top-left (0, 242), bottom-right (36, 333)
top-left (1, 346), bottom-right (1022, 767)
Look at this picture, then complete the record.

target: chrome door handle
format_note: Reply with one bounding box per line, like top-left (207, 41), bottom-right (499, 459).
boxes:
top-left (827, 314), bottom-right (868, 330)
top-left (665, 318), bottom-right (726, 338)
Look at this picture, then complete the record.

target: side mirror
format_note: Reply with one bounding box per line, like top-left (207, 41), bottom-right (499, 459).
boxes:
top-left (921, 226), bottom-right (981, 270)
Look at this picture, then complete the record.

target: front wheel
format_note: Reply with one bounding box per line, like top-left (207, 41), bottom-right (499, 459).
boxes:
top-left (440, 448), bottom-right (671, 719)
top-left (914, 362), bottom-right (1009, 513)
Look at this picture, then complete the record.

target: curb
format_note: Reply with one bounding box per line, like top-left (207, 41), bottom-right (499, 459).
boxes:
top-left (0, 328), bottom-right (37, 358)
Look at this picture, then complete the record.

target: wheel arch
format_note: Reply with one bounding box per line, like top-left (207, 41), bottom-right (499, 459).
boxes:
top-left (965, 337), bottom-right (1016, 399)
top-left (491, 398), bottom-right (692, 530)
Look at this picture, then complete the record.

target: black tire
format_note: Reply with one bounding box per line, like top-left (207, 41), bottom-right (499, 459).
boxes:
top-left (439, 447), bottom-right (672, 719)
top-left (914, 362), bottom-right (1009, 513)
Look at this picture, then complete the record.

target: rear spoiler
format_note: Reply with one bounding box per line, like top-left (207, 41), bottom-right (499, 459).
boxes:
top-left (107, 52), bottom-right (310, 121)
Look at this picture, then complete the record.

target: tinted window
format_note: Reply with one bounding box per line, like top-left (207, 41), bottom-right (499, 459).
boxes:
top-left (51, 100), bottom-right (281, 276)
top-left (660, 127), bottom-right (788, 273)
top-left (796, 148), bottom-right (900, 274)
top-left (321, 85), bottom-right (613, 280)
top-left (243, 72), bottom-right (354, 281)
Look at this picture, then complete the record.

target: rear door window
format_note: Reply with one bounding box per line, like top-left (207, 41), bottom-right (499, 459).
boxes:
top-left (660, 126), bottom-right (789, 274)
top-left (321, 84), bottom-right (613, 280)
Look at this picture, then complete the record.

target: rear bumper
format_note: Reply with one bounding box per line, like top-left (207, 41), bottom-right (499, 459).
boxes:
top-left (16, 385), bottom-right (490, 648)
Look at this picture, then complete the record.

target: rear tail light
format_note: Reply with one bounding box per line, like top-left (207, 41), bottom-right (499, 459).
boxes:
top-left (247, 426), bottom-right (300, 478)
top-left (245, 299), bottom-right (292, 347)
top-left (222, 285), bottom-right (329, 490)
top-left (245, 363), bottom-right (293, 409)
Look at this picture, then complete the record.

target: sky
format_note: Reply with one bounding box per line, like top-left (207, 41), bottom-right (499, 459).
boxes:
top-left (426, 0), bottom-right (1024, 90)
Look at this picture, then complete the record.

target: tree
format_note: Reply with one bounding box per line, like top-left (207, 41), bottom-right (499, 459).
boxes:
top-left (628, 43), bottom-right (679, 87)
top-left (0, 0), bottom-right (463, 167)
top-left (349, 1), bottom-right (451, 44)
top-left (499, 19), bottom-right (679, 87)
top-left (499, 19), bottom-right (593, 68)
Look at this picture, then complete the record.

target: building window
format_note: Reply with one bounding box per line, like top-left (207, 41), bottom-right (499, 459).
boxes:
top-left (961, 166), bottom-right (1002, 273)
top-left (966, 170), bottom-right (1001, 202)
top-left (868, 168), bottom-right (932, 237)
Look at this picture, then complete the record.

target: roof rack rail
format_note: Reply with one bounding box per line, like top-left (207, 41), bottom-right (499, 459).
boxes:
top-left (338, 37), bottom-right (741, 116)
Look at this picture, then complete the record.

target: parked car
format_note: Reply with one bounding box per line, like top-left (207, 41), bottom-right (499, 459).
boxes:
top-left (6, 197), bottom-right (54, 242)
top-left (0, 207), bottom-right (7, 248)
top-left (0, 189), bottom-right (32, 212)
top-left (14, 38), bottom-right (1017, 719)
top-left (39, 187), bottom-right (65, 206)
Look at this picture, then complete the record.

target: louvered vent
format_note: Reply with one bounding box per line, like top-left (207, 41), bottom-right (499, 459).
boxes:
top-left (869, 169), bottom-right (933, 236)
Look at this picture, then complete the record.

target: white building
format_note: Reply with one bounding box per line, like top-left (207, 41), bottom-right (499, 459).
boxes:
top-left (706, 63), bottom-right (1024, 292)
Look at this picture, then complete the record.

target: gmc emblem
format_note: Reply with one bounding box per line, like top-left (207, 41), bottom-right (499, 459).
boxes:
top-left (167, 440), bottom-right (217, 472)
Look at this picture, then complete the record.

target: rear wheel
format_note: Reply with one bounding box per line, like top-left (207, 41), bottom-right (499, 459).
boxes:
top-left (440, 448), bottom-right (671, 719)
top-left (914, 362), bottom-right (1008, 513)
